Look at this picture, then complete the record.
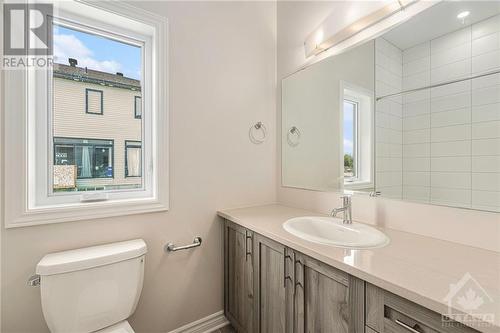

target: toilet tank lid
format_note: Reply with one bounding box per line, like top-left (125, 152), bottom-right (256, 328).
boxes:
top-left (36, 239), bottom-right (147, 276)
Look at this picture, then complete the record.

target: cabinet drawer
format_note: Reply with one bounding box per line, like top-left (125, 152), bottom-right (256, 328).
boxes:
top-left (366, 283), bottom-right (480, 333)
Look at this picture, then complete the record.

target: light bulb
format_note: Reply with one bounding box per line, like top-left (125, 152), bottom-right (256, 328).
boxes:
top-left (457, 11), bottom-right (470, 20)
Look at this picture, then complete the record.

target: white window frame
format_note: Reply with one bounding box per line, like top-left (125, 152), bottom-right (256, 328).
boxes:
top-left (3, 1), bottom-right (169, 227)
top-left (340, 82), bottom-right (374, 191)
top-left (343, 99), bottom-right (359, 182)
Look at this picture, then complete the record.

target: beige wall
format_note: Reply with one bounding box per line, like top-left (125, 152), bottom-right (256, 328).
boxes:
top-left (1, 1), bottom-right (276, 332)
top-left (53, 78), bottom-right (142, 187)
top-left (277, 1), bottom-right (500, 253)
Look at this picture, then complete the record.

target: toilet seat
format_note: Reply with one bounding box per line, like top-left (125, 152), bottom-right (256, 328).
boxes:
top-left (94, 321), bottom-right (135, 333)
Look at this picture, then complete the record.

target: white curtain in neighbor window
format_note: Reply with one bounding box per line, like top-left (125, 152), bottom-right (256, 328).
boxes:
top-left (127, 148), bottom-right (141, 176)
top-left (81, 146), bottom-right (92, 178)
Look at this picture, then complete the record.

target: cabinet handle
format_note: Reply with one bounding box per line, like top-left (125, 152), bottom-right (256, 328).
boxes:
top-left (294, 259), bottom-right (303, 290)
top-left (284, 253), bottom-right (293, 288)
top-left (395, 319), bottom-right (422, 333)
top-left (245, 231), bottom-right (252, 260)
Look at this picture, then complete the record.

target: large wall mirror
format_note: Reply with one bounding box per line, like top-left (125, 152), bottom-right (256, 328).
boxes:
top-left (282, 1), bottom-right (500, 213)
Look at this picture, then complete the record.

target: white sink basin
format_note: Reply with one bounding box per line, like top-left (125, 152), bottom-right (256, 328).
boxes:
top-left (283, 216), bottom-right (389, 249)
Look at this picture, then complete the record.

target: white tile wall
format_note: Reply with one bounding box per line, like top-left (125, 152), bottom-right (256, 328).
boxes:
top-left (471, 15), bottom-right (500, 75)
top-left (431, 124), bottom-right (471, 142)
top-left (403, 157), bottom-right (430, 172)
top-left (402, 185), bottom-right (430, 202)
top-left (431, 91), bottom-right (471, 113)
top-left (472, 156), bottom-right (500, 173)
top-left (403, 171), bottom-right (430, 186)
top-left (431, 172), bottom-right (471, 189)
top-left (404, 128), bottom-right (430, 144)
top-left (470, 15), bottom-right (500, 212)
top-left (431, 156), bottom-right (471, 173)
top-left (472, 138), bottom-right (500, 156)
top-left (430, 187), bottom-right (472, 208)
top-left (431, 108), bottom-right (471, 127)
top-left (430, 26), bottom-right (472, 207)
top-left (472, 121), bottom-right (500, 140)
top-left (403, 114), bottom-right (430, 131)
top-left (431, 140), bottom-right (471, 157)
top-left (375, 38), bottom-right (403, 199)
top-left (396, 14), bottom-right (500, 211)
top-left (403, 143), bottom-right (430, 157)
top-left (472, 173), bottom-right (500, 191)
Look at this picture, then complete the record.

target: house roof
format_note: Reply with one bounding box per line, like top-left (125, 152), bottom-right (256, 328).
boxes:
top-left (53, 63), bottom-right (141, 91)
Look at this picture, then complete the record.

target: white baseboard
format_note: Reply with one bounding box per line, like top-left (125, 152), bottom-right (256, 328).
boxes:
top-left (167, 311), bottom-right (229, 333)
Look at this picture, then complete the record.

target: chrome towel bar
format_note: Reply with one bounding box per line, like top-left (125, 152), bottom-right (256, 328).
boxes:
top-left (164, 237), bottom-right (202, 252)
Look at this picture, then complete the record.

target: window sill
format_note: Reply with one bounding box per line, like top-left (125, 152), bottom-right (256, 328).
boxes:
top-left (344, 181), bottom-right (373, 191)
top-left (5, 199), bottom-right (168, 229)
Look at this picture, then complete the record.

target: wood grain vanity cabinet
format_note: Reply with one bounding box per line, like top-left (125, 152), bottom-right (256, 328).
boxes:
top-left (293, 253), bottom-right (365, 333)
top-left (223, 220), bottom-right (483, 333)
top-left (253, 234), bottom-right (290, 333)
top-left (224, 222), bottom-right (254, 332)
top-left (224, 220), bottom-right (363, 333)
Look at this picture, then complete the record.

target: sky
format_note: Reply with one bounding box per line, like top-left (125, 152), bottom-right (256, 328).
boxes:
top-left (53, 25), bottom-right (142, 80)
top-left (343, 101), bottom-right (354, 155)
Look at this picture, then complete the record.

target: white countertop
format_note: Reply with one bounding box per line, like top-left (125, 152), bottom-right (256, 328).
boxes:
top-left (218, 204), bottom-right (500, 333)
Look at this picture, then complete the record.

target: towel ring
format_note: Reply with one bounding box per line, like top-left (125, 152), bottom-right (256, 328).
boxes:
top-left (287, 126), bottom-right (301, 147)
top-left (249, 122), bottom-right (267, 144)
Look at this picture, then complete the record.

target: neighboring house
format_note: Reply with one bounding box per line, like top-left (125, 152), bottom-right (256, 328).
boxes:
top-left (52, 59), bottom-right (142, 191)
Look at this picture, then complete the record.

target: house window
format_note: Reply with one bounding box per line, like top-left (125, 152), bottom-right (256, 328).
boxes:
top-left (125, 141), bottom-right (142, 177)
top-left (135, 96), bottom-right (142, 119)
top-left (342, 84), bottom-right (374, 190)
top-left (54, 138), bottom-right (114, 181)
top-left (4, 1), bottom-right (168, 227)
top-left (86, 89), bottom-right (104, 115)
top-left (343, 100), bottom-right (358, 181)
top-left (52, 23), bottom-right (138, 191)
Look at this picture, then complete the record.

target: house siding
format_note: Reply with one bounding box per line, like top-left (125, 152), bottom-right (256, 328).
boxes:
top-left (53, 77), bottom-right (142, 188)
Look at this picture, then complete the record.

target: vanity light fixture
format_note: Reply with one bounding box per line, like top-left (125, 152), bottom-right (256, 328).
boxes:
top-left (304, 0), bottom-right (414, 58)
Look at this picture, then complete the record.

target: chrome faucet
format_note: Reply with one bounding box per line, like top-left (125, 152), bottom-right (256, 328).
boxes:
top-left (330, 195), bottom-right (352, 224)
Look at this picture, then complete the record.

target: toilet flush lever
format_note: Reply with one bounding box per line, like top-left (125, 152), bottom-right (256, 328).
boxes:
top-left (28, 274), bottom-right (40, 287)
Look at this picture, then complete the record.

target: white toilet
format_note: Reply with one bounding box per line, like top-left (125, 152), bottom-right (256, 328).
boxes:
top-left (35, 239), bottom-right (147, 333)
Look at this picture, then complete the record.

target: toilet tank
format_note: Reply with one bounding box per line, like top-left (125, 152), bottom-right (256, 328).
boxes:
top-left (36, 239), bottom-right (147, 333)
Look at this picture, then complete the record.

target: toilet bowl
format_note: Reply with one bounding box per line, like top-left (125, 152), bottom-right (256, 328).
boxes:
top-left (35, 239), bottom-right (147, 333)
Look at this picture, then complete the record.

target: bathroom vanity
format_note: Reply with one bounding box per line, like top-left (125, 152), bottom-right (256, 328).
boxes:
top-left (219, 205), bottom-right (499, 333)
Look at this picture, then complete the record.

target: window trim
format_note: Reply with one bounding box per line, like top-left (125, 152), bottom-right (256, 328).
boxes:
top-left (340, 81), bottom-right (374, 191)
top-left (3, 1), bottom-right (169, 228)
top-left (343, 99), bottom-right (359, 183)
top-left (85, 88), bottom-right (104, 115)
top-left (134, 96), bottom-right (142, 119)
top-left (54, 137), bottom-right (115, 179)
top-left (125, 140), bottom-right (142, 178)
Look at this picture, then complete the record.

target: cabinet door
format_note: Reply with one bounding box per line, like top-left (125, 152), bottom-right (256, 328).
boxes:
top-left (224, 221), bottom-right (254, 332)
top-left (294, 253), bottom-right (365, 333)
top-left (366, 283), bottom-right (480, 333)
top-left (253, 234), bottom-right (293, 333)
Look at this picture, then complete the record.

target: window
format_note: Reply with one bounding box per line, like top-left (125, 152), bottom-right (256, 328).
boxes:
top-left (4, 1), bottom-right (168, 227)
top-left (135, 96), bottom-right (142, 119)
top-left (54, 138), bottom-right (114, 182)
top-left (341, 83), bottom-right (374, 190)
top-left (125, 141), bottom-right (142, 177)
top-left (343, 100), bottom-right (358, 181)
top-left (51, 23), bottom-right (140, 192)
top-left (86, 89), bottom-right (103, 115)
